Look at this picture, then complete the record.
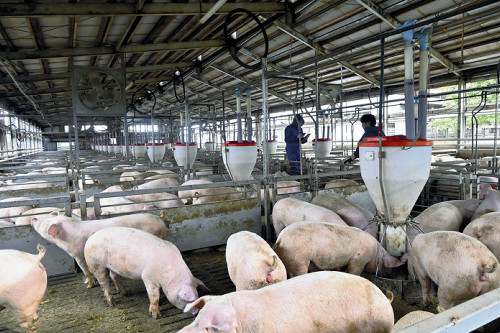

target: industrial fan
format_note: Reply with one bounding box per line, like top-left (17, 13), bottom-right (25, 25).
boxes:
top-left (72, 66), bottom-right (126, 116)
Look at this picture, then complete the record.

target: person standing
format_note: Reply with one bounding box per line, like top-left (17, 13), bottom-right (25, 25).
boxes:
top-left (285, 114), bottom-right (309, 175)
top-left (344, 114), bottom-right (383, 164)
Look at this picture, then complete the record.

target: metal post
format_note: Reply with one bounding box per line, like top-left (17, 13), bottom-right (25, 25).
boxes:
top-left (457, 78), bottom-right (466, 151)
top-left (262, 57), bottom-right (271, 241)
top-left (418, 31), bottom-right (430, 140)
top-left (123, 113), bottom-right (130, 160)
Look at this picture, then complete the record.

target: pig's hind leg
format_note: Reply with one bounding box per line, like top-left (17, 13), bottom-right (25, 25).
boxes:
top-left (92, 267), bottom-right (115, 306)
top-left (75, 257), bottom-right (97, 288)
top-left (109, 271), bottom-right (128, 296)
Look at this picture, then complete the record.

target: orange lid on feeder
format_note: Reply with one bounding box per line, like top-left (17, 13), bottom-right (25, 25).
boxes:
top-left (173, 142), bottom-right (197, 146)
top-left (359, 135), bottom-right (433, 147)
top-left (221, 141), bottom-right (257, 146)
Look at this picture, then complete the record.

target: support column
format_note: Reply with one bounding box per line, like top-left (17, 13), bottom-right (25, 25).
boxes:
top-left (457, 78), bottom-right (466, 150)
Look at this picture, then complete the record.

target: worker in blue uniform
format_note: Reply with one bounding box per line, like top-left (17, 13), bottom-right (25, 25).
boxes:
top-left (344, 114), bottom-right (383, 164)
top-left (285, 114), bottom-right (309, 175)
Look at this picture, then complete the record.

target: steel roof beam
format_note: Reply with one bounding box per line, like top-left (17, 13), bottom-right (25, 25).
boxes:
top-left (272, 19), bottom-right (379, 86)
top-left (355, 0), bottom-right (461, 76)
top-left (210, 64), bottom-right (293, 104)
top-left (0, 40), bottom-right (225, 61)
top-left (0, 3), bottom-right (285, 18)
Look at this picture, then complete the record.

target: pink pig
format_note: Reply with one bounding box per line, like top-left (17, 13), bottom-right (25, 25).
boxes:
top-left (272, 197), bottom-right (346, 235)
top-left (0, 244), bottom-right (47, 332)
top-left (311, 193), bottom-right (377, 237)
top-left (274, 221), bottom-right (403, 277)
top-left (409, 231), bottom-right (500, 309)
top-left (31, 212), bottom-right (166, 288)
top-left (178, 271), bottom-right (394, 333)
top-left (226, 231), bottom-right (287, 290)
top-left (471, 184), bottom-right (500, 220)
top-left (84, 227), bottom-right (208, 318)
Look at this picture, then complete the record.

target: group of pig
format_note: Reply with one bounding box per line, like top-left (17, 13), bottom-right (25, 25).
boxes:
top-left (1, 211), bottom-right (210, 332)
top-left (265, 182), bottom-right (500, 328)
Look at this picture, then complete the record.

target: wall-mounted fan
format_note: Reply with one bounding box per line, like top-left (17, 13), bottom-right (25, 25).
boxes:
top-left (72, 66), bottom-right (126, 117)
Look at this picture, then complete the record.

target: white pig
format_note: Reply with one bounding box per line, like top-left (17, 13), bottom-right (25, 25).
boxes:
top-left (0, 197), bottom-right (38, 222)
top-left (84, 227), bottom-right (208, 318)
top-left (324, 178), bottom-right (359, 189)
top-left (226, 231), bottom-right (287, 290)
top-left (192, 186), bottom-right (244, 205)
top-left (392, 311), bottom-right (434, 332)
top-left (31, 212), bottom-right (167, 288)
top-left (272, 197), bottom-right (346, 235)
top-left (274, 221), bottom-right (403, 277)
top-left (472, 184), bottom-right (500, 220)
top-left (178, 179), bottom-right (213, 204)
top-left (0, 244), bottom-right (47, 332)
top-left (126, 192), bottom-right (184, 209)
top-left (134, 178), bottom-right (179, 191)
top-left (311, 193), bottom-right (377, 237)
top-left (260, 180), bottom-right (301, 206)
top-left (178, 271), bottom-right (394, 333)
top-left (15, 207), bottom-right (61, 225)
top-left (408, 231), bottom-right (500, 309)
top-left (464, 212), bottom-right (500, 261)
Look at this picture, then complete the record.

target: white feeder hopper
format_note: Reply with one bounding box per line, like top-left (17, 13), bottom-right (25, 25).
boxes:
top-left (359, 135), bottom-right (433, 256)
top-left (129, 145), bottom-right (135, 158)
top-left (113, 145), bottom-right (121, 154)
top-left (313, 139), bottom-right (333, 158)
top-left (132, 144), bottom-right (147, 157)
top-left (121, 145), bottom-right (126, 155)
top-left (205, 142), bottom-right (216, 151)
top-left (222, 141), bottom-right (258, 181)
top-left (147, 143), bottom-right (166, 163)
top-left (173, 142), bottom-right (198, 168)
top-left (165, 143), bottom-right (172, 150)
top-left (263, 140), bottom-right (278, 154)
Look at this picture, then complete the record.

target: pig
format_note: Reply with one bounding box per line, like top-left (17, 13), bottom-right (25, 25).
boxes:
top-left (98, 196), bottom-right (155, 216)
top-left (84, 227), bottom-right (208, 318)
top-left (414, 202), bottom-right (463, 233)
top-left (464, 212), bottom-right (500, 260)
top-left (126, 192), bottom-right (184, 209)
top-left (0, 181), bottom-right (57, 192)
top-left (133, 171), bottom-right (161, 180)
top-left (272, 197), bottom-right (346, 235)
top-left (0, 244), bottom-right (47, 332)
top-left (31, 212), bottom-right (167, 288)
top-left (408, 231), bottom-right (500, 309)
top-left (311, 193), bottom-right (377, 237)
top-left (119, 171), bottom-right (140, 182)
top-left (0, 197), bottom-right (38, 222)
top-left (324, 178), bottom-right (359, 189)
top-left (444, 198), bottom-right (481, 225)
top-left (392, 311), bottom-right (434, 332)
top-left (178, 179), bottom-right (213, 204)
top-left (274, 221), bottom-right (403, 277)
top-left (472, 184), bottom-right (500, 220)
top-left (178, 271), bottom-right (394, 333)
top-left (134, 178), bottom-right (179, 190)
top-left (260, 180), bottom-right (301, 206)
top-left (15, 207), bottom-right (61, 225)
top-left (192, 186), bottom-right (244, 205)
top-left (73, 185), bottom-right (126, 219)
top-left (226, 231), bottom-right (287, 290)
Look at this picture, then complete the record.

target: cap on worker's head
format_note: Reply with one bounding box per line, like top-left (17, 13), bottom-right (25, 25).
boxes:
top-left (295, 114), bottom-right (304, 122)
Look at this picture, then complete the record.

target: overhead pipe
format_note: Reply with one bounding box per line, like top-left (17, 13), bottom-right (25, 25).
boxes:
top-left (235, 88), bottom-right (243, 143)
top-left (399, 20), bottom-right (416, 140)
top-left (416, 28), bottom-right (431, 139)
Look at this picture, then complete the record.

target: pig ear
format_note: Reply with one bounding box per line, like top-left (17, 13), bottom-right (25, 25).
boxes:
top-left (382, 251), bottom-right (405, 268)
top-left (50, 211), bottom-right (59, 216)
top-left (479, 184), bottom-right (493, 199)
top-left (183, 296), bottom-right (211, 313)
top-left (179, 284), bottom-right (198, 303)
top-left (199, 302), bottom-right (238, 331)
top-left (48, 223), bottom-right (62, 239)
top-left (195, 278), bottom-right (211, 292)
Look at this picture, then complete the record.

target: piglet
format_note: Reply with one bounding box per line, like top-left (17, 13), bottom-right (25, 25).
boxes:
top-left (0, 244), bottom-right (47, 332)
top-left (84, 227), bottom-right (208, 318)
top-left (226, 231), bottom-right (286, 290)
top-left (409, 231), bottom-right (500, 309)
top-left (274, 221), bottom-right (403, 277)
top-left (272, 197), bottom-right (346, 235)
top-left (178, 271), bottom-right (394, 333)
top-left (31, 212), bottom-right (167, 289)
